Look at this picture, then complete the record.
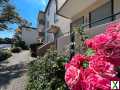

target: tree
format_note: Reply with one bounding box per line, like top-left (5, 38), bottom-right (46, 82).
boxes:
top-left (0, 37), bottom-right (12, 44)
top-left (4, 38), bottom-right (12, 44)
top-left (0, 38), bottom-right (4, 44)
top-left (0, 0), bottom-right (22, 30)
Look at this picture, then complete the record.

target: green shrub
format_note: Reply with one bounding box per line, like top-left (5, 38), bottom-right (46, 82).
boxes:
top-left (0, 49), bottom-right (12, 61)
top-left (11, 47), bottom-right (21, 53)
top-left (26, 49), bottom-right (68, 90)
top-left (85, 48), bottom-right (95, 56)
top-left (14, 41), bottom-right (28, 50)
top-left (19, 41), bottom-right (28, 50)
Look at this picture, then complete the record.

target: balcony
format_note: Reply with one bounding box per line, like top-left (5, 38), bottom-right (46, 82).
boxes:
top-left (58, 0), bottom-right (97, 18)
top-left (83, 12), bottom-right (120, 38)
top-left (47, 25), bottom-right (60, 34)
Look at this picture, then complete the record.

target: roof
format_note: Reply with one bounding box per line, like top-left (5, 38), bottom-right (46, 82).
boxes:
top-left (45, 0), bottom-right (52, 13)
top-left (45, 0), bottom-right (57, 13)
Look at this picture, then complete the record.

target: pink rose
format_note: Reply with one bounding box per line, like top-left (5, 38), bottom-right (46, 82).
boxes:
top-left (106, 23), bottom-right (120, 33)
top-left (69, 54), bottom-right (87, 68)
top-left (85, 34), bottom-right (111, 49)
top-left (81, 68), bottom-right (111, 90)
top-left (85, 39), bottom-right (93, 48)
top-left (89, 55), bottom-right (117, 77)
top-left (65, 65), bottom-right (81, 90)
top-left (96, 40), bottom-right (120, 66)
top-left (86, 74), bottom-right (110, 90)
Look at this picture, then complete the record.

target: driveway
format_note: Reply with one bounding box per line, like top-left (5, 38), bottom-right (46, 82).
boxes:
top-left (0, 51), bottom-right (32, 90)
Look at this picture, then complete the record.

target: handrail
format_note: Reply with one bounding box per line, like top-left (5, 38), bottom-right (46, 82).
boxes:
top-left (82, 11), bottom-right (120, 28)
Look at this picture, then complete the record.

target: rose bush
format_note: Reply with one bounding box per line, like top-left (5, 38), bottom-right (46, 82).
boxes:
top-left (85, 22), bottom-right (120, 66)
top-left (65, 22), bottom-right (120, 90)
top-left (65, 54), bottom-right (119, 90)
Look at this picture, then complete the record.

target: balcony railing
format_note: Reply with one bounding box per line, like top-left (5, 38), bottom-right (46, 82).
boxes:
top-left (83, 11), bottom-right (120, 28)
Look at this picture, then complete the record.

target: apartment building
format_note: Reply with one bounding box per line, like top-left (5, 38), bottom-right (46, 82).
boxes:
top-left (58, 0), bottom-right (120, 54)
top-left (37, 11), bottom-right (45, 43)
top-left (44, 0), bottom-right (71, 54)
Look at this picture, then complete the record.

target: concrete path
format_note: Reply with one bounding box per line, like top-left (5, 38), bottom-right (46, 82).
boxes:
top-left (0, 51), bottom-right (32, 90)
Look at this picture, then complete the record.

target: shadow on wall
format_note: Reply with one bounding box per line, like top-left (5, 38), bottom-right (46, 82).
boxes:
top-left (0, 62), bottom-right (27, 88)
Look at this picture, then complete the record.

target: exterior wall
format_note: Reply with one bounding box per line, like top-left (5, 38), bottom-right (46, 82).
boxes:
top-left (72, 0), bottom-right (109, 28)
top-left (21, 28), bottom-right (38, 46)
top-left (45, 0), bottom-right (56, 43)
top-left (57, 34), bottom-right (70, 54)
top-left (56, 0), bottom-right (71, 54)
top-left (55, 16), bottom-right (71, 54)
top-left (55, 15), bottom-right (71, 36)
top-left (37, 25), bottom-right (44, 43)
top-left (38, 25), bottom-right (44, 32)
top-left (44, 0), bottom-right (71, 54)
top-left (71, 0), bottom-right (120, 28)
top-left (37, 12), bottom-right (45, 43)
top-left (70, 0), bottom-right (120, 38)
top-left (64, 0), bottom-right (120, 55)
top-left (37, 12), bottom-right (45, 26)
top-left (56, 0), bottom-right (120, 56)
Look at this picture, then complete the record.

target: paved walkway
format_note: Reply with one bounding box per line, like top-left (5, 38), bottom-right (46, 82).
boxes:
top-left (0, 51), bottom-right (32, 90)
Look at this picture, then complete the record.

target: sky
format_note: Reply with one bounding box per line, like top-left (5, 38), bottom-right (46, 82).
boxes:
top-left (0, 0), bottom-right (48, 38)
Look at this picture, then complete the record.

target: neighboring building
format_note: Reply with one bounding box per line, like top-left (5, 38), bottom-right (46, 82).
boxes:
top-left (37, 11), bottom-right (45, 43)
top-left (21, 27), bottom-right (38, 47)
top-left (44, 0), bottom-right (71, 54)
top-left (58, 0), bottom-right (120, 54)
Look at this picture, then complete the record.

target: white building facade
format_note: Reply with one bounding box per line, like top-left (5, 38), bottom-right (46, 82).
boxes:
top-left (21, 27), bottom-right (38, 47)
top-left (37, 11), bottom-right (45, 43)
top-left (44, 0), bottom-right (71, 54)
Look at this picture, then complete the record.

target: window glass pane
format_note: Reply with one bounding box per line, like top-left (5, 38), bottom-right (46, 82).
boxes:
top-left (54, 13), bottom-right (58, 23)
top-left (90, 1), bottom-right (112, 27)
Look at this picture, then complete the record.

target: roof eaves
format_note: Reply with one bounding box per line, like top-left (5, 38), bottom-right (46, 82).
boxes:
top-left (45, 0), bottom-right (52, 13)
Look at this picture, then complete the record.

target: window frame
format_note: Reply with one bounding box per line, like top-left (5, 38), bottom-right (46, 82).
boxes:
top-left (89, 0), bottom-right (113, 28)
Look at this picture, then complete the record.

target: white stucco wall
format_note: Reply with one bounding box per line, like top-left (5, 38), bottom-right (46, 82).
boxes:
top-left (45, 0), bottom-right (71, 41)
top-left (21, 28), bottom-right (38, 46)
top-left (44, 0), bottom-right (71, 54)
top-left (45, 0), bottom-right (56, 43)
top-left (56, 16), bottom-right (71, 34)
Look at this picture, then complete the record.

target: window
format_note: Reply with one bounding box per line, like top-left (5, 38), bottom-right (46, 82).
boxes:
top-left (89, 1), bottom-right (112, 27)
top-left (54, 13), bottom-right (58, 23)
top-left (47, 7), bottom-right (50, 15)
top-left (46, 21), bottom-right (49, 28)
top-left (48, 21), bottom-right (49, 28)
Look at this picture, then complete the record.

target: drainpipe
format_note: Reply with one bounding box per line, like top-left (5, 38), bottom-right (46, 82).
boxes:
top-left (70, 23), bottom-right (75, 60)
top-left (111, 0), bottom-right (115, 21)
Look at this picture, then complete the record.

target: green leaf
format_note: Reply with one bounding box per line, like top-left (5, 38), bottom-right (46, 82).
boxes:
top-left (85, 48), bottom-right (95, 56)
top-left (82, 61), bottom-right (89, 68)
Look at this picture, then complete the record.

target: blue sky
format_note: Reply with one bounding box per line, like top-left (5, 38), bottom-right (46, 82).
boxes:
top-left (0, 0), bottom-right (48, 38)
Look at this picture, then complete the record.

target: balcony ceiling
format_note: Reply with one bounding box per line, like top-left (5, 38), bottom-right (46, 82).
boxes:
top-left (58, 0), bottom-right (97, 18)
